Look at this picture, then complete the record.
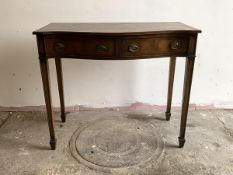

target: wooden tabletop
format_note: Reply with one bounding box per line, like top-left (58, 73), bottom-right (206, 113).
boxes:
top-left (33, 22), bottom-right (201, 35)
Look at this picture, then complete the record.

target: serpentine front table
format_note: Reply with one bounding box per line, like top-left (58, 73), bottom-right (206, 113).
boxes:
top-left (33, 22), bottom-right (201, 150)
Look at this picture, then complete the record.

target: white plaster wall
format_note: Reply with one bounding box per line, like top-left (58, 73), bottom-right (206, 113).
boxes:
top-left (0, 0), bottom-right (233, 108)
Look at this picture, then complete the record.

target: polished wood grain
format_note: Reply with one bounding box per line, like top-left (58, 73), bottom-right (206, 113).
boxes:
top-left (119, 35), bottom-right (189, 58)
top-left (33, 22), bottom-right (201, 35)
top-left (39, 59), bottom-right (56, 150)
top-left (55, 58), bottom-right (66, 122)
top-left (178, 34), bottom-right (198, 148)
top-left (179, 56), bottom-right (195, 148)
top-left (33, 23), bottom-right (201, 150)
top-left (44, 35), bottom-right (115, 58)
top-left (166, 57), bottom-right (176, 121)
top-left (39, 33), bottom-right (193, 60)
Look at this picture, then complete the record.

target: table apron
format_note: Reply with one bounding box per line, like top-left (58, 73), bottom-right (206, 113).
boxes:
top-left (37, 33), bottom-right (197, 60)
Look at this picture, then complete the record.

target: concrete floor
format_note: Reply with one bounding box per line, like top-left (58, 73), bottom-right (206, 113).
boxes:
top-left (0, 109), bottom-right (233, 175)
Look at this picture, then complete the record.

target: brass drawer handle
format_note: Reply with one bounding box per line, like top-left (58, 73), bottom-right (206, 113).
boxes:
top-left (54, 42), bottom-right (65, 52)
top-left (170, 40), bottom-right (181, 50)
top-left (96, 45), bottom-right (108, 52)
top-left (128, 42), bottom-right (140, 53)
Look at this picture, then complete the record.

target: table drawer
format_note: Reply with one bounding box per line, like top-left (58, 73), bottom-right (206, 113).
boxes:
top-left (120, 36), bottom-right (189, 58)
top-left (44, 35), bottom-right (115, 58)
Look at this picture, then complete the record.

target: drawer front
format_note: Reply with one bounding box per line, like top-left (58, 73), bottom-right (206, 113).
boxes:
top-left (120, 36), bottom-right (189, 58)
top-left (44, 35), bottom-right (115, 58)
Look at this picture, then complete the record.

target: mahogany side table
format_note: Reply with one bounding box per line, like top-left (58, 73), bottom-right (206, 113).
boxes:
top-left (33, 23), bottom-right (201, 150)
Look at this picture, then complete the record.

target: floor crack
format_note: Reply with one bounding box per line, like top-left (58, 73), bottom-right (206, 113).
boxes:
top-left (0, 112), bottom-right (11, 128)
top-left (216, 115), bottom-right (226, 127)
top-left (216, 114), bottom-right (233, 140)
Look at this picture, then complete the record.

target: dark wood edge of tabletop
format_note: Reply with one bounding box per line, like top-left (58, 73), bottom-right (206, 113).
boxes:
top-left (33, 30), bottom-right (201, 36)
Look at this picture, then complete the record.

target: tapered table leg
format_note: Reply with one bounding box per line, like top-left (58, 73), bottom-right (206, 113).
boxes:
top-left (55, 58), bottom-right (66, 122)
top-left (165, 57), bottom-right (176, 121)
top-left (179, 56), bottom-right (195, 148)
top-left (40, 59), bottom-right (56, 150)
